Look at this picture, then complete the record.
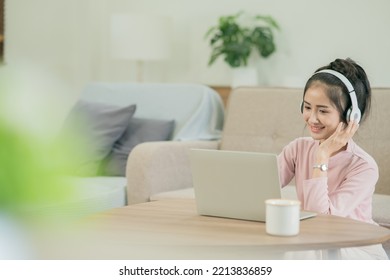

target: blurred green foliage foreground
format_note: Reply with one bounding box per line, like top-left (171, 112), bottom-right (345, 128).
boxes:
top-left (0, 121), bottom-right (76, 219)
top-left (0, 65), bottom-right (78, 221)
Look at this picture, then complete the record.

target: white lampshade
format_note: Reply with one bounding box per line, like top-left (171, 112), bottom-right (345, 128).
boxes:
top-left (110, 14), bottom-right (172, 61)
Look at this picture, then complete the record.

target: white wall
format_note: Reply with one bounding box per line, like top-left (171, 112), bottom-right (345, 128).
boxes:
top-left (4, 0), bottom-right (390, 97)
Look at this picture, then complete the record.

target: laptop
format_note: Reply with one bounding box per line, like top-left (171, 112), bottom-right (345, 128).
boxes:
top-left (189, 149), bottom-right (317, 222)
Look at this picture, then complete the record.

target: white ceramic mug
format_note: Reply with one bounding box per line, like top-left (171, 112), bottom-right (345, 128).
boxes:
top-left (265, 199), bottom-right (301, 236)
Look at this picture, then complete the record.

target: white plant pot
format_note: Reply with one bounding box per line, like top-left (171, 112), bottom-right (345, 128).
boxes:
top-left (231, 67), bottom-right (259, 88)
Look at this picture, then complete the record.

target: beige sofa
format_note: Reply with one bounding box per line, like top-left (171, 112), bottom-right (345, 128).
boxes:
top-left (126, 87), bottom-right (390, 254)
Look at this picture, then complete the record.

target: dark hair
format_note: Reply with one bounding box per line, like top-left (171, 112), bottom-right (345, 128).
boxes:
top-left (303, 58), bottom-right (372, 124)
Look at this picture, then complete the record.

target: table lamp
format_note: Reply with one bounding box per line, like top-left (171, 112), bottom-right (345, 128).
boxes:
top-left (110, 14), bottom-right (172, 82)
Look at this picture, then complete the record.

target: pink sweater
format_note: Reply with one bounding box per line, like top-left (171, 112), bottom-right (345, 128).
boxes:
top-left (278, 137), bottom-right (378, 224)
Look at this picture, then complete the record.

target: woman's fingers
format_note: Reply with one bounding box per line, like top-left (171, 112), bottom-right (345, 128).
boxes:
top-left (336, 122), bottom-right (345, 133)
top-left (319, 121), bottom-right (360, 158)
top-left (344, 120), bottom-right (359, 136)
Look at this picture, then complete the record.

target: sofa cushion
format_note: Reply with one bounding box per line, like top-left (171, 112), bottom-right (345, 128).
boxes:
top-left (100, 117), bottom-right (175, 176)
top-left (220, 88), bottom-right (305, 153)
top-left (61, 100), bottom-right (136, 176)
top-left (30, 176), bottom-right (128, 219)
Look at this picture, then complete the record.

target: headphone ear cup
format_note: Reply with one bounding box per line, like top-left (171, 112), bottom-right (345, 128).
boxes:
top-left (348, 107), bottom-right (362, 124)
top-left (300, 102), bottom-right (304, 113)
top-left (345, 107), bottom-right (352, 122)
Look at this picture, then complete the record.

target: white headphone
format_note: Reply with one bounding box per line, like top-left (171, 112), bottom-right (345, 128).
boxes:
top-left (301, 69), bottom-right (361, 124)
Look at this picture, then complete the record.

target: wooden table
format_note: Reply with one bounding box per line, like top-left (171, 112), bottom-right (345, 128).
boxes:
top-left (41, 199), bottom-right (390, 260)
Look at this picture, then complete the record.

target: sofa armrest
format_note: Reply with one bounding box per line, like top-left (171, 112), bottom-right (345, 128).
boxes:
top-left (126, 140), bottom-right (219, 204)
top-left (373, 193), bottom-right (390, 229)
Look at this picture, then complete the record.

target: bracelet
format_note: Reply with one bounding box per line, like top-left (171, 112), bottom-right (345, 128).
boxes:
top-left (313, 163), bottom-right (328, 172)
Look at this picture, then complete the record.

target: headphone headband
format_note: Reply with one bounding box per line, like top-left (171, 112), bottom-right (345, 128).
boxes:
top-left (315, 69), bottom-right (361, 123)
top-left (317, 69), bottom-right (354, 93)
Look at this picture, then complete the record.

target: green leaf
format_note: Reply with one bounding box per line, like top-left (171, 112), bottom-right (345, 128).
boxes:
top-left (254, 15), bottom-right (280, 30)
top-left (252, 27), bottom-right (276, 57)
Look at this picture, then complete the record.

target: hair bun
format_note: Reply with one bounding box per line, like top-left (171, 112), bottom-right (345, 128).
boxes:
top-left (330, 58), bottom-right (358, 80)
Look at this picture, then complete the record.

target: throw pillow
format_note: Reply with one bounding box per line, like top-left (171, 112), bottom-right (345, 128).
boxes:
top-left (100, 118), bottom-right (175, 176)
top-left (60, 99), bottom-right (136, 176)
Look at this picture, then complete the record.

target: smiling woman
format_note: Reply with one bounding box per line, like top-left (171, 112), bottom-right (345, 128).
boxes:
top-left (278, 58), bottom-right (388, 259)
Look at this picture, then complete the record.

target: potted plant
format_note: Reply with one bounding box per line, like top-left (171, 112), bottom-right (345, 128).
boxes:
top-left (205, 12), bottom-right (280, 68)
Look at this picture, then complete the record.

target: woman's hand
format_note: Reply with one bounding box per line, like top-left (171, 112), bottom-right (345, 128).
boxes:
top-left (312, 121), bottom-right (358, 178)
top-left (318, 121), bottom-right (359, 160)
